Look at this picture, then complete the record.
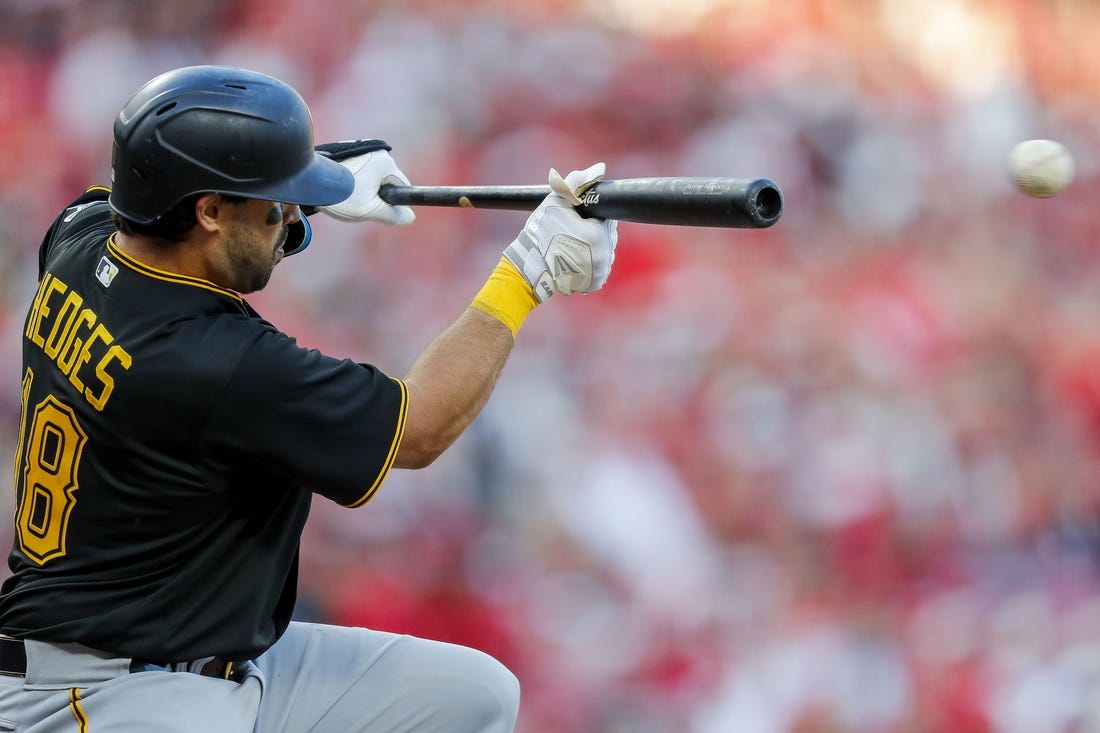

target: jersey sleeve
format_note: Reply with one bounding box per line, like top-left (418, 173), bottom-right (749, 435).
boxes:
top-left (206, 326), bottom-right (408, 507)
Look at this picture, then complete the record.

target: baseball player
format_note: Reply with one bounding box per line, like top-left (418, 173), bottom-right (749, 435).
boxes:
top-left (0, 65), bottom-right (618, 732)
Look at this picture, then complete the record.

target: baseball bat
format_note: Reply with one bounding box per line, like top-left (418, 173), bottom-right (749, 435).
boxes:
top-left (378, 177), bottom-right (783, 229)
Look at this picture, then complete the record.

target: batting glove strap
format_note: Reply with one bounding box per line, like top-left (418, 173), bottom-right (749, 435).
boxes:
top-left (315, 139), bottom-right (392, 162)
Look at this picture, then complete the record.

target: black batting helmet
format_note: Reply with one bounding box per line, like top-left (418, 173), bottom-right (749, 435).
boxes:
top-left (109, 65), bottom-right (354, 224)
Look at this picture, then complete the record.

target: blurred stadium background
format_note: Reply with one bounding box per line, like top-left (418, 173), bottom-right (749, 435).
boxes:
top-left (4, 1), bottom-right (1100, 731)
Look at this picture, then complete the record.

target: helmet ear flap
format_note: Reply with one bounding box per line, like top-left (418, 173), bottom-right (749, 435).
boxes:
top-left (282, 217), bottom-right (311, 257)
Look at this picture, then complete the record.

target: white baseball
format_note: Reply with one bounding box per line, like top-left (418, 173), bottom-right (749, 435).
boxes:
top-left (1008, 138), bottom-right (1075, 198)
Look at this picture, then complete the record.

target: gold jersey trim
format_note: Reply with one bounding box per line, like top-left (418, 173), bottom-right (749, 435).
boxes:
top-left (344, 377), bottom-right (408, 508)
top-left (107, 236), bottom-right (243, 302)
top-left (68, 688), bottom-right (88, 732)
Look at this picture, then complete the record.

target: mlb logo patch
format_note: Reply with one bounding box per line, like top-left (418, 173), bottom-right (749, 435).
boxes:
top-left (96, 256), bottom-right (119, 287)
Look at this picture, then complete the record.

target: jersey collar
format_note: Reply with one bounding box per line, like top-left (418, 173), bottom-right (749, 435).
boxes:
top-left (107, 235), bottom-right (244, 303)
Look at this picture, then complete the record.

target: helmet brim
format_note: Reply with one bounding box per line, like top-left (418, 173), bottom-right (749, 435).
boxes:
top-left (254, 152), bottom-right (356, 208)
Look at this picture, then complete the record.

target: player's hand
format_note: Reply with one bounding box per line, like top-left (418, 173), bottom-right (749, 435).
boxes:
top-left (314, 139), bottom-right (415, 226)
top-left (503, 162), bottom-right (618, 302)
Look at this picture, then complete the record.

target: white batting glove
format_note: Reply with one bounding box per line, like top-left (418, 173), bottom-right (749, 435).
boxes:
top-left (503, 162), bottom-right (619, 302)
top-left (315, 141), bottom-right (415, 226)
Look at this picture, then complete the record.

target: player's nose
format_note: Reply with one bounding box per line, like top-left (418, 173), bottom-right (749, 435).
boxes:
top-left (282, 203), bottom-right (302, 225)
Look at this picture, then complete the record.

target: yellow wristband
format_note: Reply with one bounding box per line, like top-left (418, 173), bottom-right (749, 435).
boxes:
top-left (470, 256), bottom-right (539, 338)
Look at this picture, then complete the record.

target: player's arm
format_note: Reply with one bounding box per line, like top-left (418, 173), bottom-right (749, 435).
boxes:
top-left (397, 308), bottom-right (513, 468)
top-left (305, 146), bottom-right (617, 469)
top-left (394, 164), bottom-right (619, 469)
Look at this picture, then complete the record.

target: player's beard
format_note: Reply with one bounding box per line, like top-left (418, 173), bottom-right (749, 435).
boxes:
top-left (223, 221), bottom-right (284, 293)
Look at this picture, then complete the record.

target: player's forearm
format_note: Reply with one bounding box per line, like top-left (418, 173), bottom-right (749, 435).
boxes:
top-left (395, 307), bottom-right (514, 468)
top-left (392, 163), bottom-right (616, 469)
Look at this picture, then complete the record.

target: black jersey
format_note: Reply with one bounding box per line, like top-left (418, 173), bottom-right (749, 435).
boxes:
top-left (0, 188), bottom-right (408, 662)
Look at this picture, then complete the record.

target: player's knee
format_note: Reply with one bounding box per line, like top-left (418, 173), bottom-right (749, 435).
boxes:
top-left (420, 647), bottom-right (519, 730)
top-left (449, 649), bottom-right (520, 732)
top-left (378, 635), bottom-right (521, 731)
top-left (489, 658), bottom-right (521, 730)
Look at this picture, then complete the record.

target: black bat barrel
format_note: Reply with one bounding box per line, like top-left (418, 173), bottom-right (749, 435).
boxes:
top-left (574, 177), bottom-right (782, 229)
top-left (378, 177), bottom-right (784, 229)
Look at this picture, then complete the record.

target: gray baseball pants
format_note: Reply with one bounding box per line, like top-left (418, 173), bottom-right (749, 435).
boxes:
top-left (0, 622), bottom-right (520, 731)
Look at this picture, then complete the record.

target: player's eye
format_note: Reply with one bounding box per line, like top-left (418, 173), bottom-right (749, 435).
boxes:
top-left (265, 203), bottom-right (283, 226)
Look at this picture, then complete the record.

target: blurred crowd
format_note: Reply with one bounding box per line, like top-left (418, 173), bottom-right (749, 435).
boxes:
top-left (5, 0), bottom-right (1100, 730)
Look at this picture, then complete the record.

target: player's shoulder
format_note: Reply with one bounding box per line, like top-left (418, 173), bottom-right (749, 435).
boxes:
top-left (56, 186), bottom-right (113, 230)
top-left (41, 186), bottom-right (115, 259)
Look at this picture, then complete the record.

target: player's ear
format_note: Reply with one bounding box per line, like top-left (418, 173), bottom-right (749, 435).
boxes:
top-left (194, 193), bottom-right (224, 233)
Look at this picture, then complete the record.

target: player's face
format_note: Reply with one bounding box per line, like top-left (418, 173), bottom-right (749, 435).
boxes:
top-left (221, 199), bottom-right (300, 293)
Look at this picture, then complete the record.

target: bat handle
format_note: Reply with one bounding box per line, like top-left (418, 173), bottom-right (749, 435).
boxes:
top-left (380, 184), bottom-right (547, 211)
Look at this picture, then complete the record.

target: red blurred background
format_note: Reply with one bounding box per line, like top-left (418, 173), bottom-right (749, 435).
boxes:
top-left (4, 1), bottom-right (1100, 731)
